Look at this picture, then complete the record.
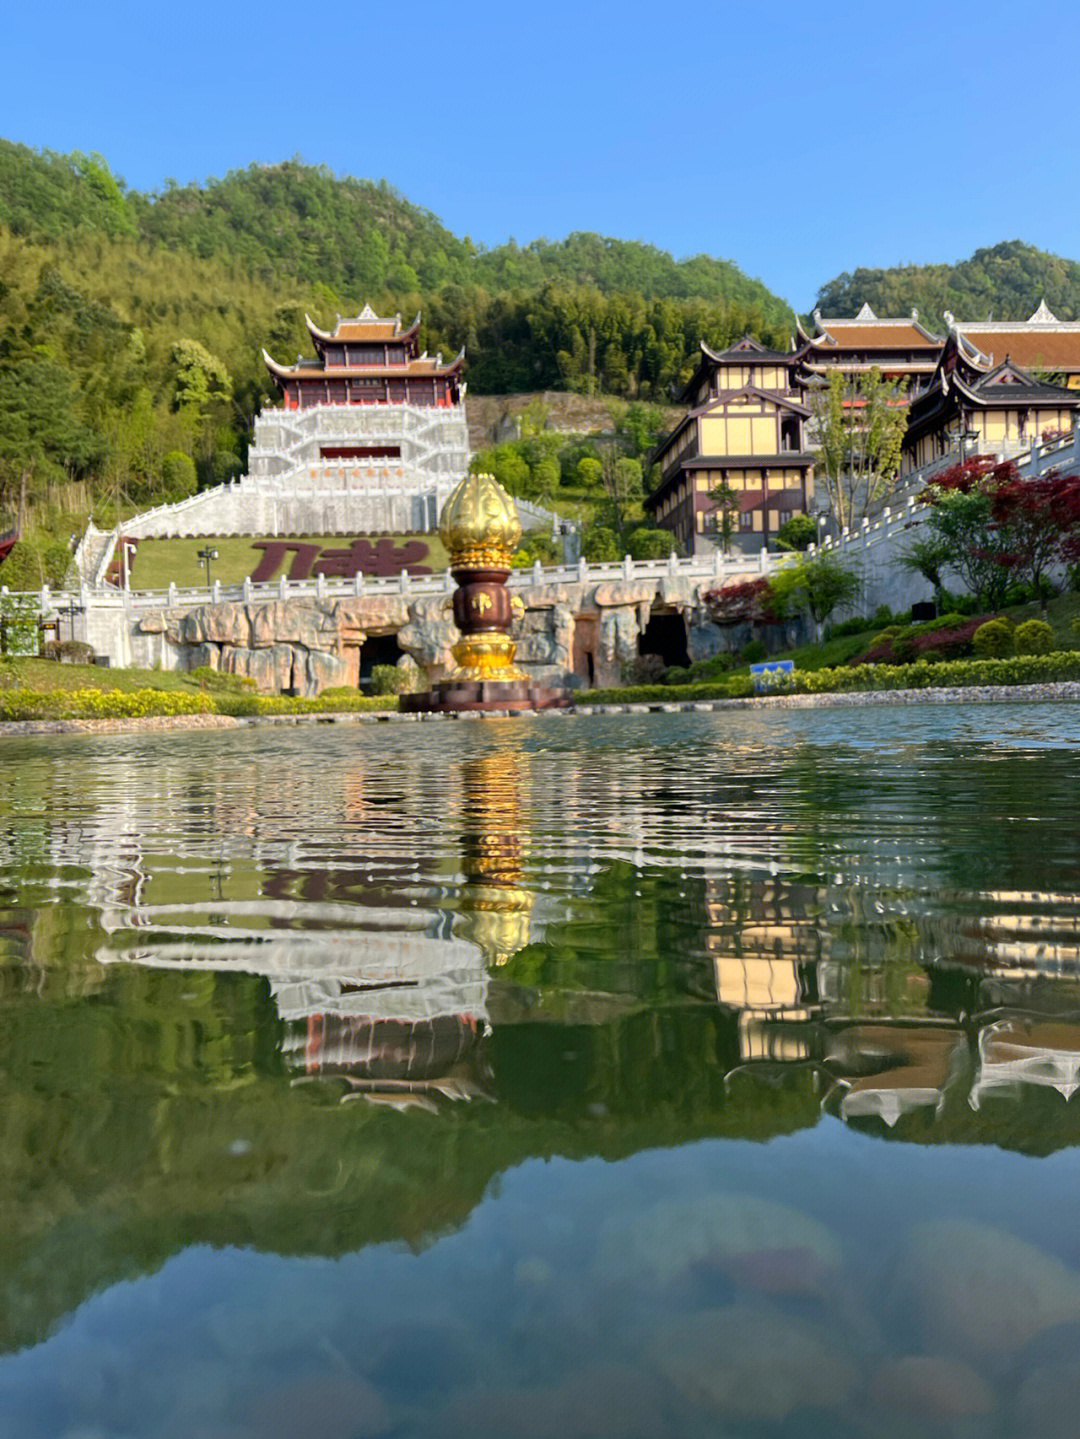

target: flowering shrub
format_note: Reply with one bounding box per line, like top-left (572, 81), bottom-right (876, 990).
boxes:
top-left (702, 577), bottom-right (776, 625)
top-left (859, 615), bottom-right (985, 664)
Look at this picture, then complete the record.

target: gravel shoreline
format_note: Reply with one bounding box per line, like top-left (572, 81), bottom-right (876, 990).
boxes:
top-left (1, 681), bottom-right (1079, 739)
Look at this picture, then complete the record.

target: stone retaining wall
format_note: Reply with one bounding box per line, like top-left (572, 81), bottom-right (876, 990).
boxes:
top-left (126, 574), bottom-right (787, 697)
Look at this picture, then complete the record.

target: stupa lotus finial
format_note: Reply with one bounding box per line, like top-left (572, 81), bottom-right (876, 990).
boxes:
top-left (439, 472), bottom-right (522, 572)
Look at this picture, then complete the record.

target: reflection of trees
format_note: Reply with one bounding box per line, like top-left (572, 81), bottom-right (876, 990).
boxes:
top-left (5, 723), bottom-right (1080, 1358)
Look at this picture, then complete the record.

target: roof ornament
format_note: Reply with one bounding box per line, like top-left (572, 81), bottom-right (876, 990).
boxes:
top-left (911, 307), bottom-right (919, 321)
top-left (854, 302), bottom-right (878, 322)
top-left (358, 303), bottom-right (379, 321)
top-left (943, 311), bottom-right (956, 330)
top-left (1029, 299), bottom-right (1059, 324)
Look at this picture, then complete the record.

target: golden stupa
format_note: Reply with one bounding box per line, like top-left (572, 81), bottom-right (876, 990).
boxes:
top-left (401, 471), bottom-right (572, 713)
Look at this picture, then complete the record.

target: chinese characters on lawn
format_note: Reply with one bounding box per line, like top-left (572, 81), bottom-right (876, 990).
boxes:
top-left (249, 538), bottom-right (434, 583)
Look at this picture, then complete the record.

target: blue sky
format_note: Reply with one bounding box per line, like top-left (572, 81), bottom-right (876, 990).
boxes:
top-left (3, 0), bottom-right (1078, 311)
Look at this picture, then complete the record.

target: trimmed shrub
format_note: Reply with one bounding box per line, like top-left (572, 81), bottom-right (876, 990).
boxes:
top-left (580, 674), bottom-right (754, 705)
top-left (186, 665), bottom-right (256, 692)
top-left (1014, 619), bottom-right (1055, 655)
top-left (972, 618), bottom-right (1015, 659)
top-left (370, 663), bottom-right (421, 696)
top-left (43, 640), bottom-right (96, 665)
top-left (740, 639), bottom-right (767, 663)
top-left (0, 687), bottom-right (215, 721)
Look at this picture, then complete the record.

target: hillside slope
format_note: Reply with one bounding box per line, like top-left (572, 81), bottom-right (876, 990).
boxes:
top-left (0, 142), bottom-right (793, 533)
top-left (815, 241), bottom-right (1080, 327)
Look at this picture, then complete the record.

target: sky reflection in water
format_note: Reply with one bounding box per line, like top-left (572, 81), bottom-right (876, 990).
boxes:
top-left (2, 702), bottom-right (1080, 1437)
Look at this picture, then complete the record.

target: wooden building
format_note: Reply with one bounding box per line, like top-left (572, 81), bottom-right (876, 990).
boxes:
top-left (263, 305), bottom-right (464, 411)
top-left (901, 332), bottom-right (1080, 474)
top-left (645, 337), bottom-right (814, 554)
top-left (795, 303), bottom-right (943, 393)
top-left (947, 301), bottom-right (1080, 389)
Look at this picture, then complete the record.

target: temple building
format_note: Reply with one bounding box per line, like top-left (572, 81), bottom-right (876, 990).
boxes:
top-left (795, 303), bottom-right (944, 393)
top-left (901, 332), bottom-right (1080, 474)
top-left (946, 301), bottom-right (1080, 389)
top-left (262, 307), bottom-right (464, 410)
top-left (644, 337), bottom-right (814, 554)
top-left (111, 306), bottom-right (472, 541)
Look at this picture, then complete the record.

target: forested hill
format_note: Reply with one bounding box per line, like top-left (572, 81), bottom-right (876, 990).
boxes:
top-left (815, 241), bottom-right (1080, 328)
top-left (0, 141), bottom-right (797, 526)
top-left (0, 142), bottom-right (792, 385)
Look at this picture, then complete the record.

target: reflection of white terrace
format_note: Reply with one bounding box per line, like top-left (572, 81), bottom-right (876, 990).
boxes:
top-left (970, 1018), bottom-right (1080, 1108)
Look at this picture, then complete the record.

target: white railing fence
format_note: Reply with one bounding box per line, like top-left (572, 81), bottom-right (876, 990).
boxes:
top-left (19, 546), bottom-right (791, 620)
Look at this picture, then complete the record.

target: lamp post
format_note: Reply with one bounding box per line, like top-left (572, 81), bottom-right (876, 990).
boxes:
top-left (197, 547), bottom-right (218, 591)
top-left (59, 598), bottom-right (84, 645)
top-left (120, 537), bottom-right (136, 590)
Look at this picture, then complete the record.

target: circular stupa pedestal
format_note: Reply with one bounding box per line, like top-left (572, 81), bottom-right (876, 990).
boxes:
top-left (402, 678), bottom-right (572, 714)
top-left (405, 472), bottom-right (572, 716)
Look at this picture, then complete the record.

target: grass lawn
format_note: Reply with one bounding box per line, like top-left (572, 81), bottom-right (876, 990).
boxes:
top-left (127, 533), bottom-right (449, 590)
top-left (2, 659), bottom-right (208, 694)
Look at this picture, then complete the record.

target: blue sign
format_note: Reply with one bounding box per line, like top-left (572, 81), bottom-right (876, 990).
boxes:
top-left (749, 659), bottom-right (795, 693)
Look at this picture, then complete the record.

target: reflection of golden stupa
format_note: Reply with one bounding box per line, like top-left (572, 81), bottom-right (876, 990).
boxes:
top-left (456, 752), bottom-right (535, 965)
top-left (403, 473), bottom-right (571, 713)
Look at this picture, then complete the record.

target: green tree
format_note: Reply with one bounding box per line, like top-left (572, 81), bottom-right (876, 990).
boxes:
top-left (160, 450), bottom-right (198, 502)
top-left (775, 514), bottom-right (816, 552)
top-left (809, 367), bottom-right (907, 528)
top-left (530, 454), bottom-right (561, 505)
top-left (576, 456), bottom-right (603, 493)
top-left (596, 450), bottom-right (643, 538)
top-left (896, 534), bottom-right (953, 612)
top-left (707, 479), bottom-right (739, 554)
top-left (0, 359), bottom-right (101, 529)
top-left (769, 554), bottom-right (861, 639)
top-left (582, 526), bottom-right (620, 562)
top-left (626, 526), bottom-right (681, 559)
top-left (171, 339), bottom-right (232, 416)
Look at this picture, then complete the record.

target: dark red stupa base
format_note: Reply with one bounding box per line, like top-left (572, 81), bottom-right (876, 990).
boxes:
top-left (401, 679), bottom-right (573, 714)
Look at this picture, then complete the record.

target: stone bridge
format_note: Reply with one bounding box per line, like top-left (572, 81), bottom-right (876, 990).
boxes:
top-left (36, 552), bottom-right (791, 694)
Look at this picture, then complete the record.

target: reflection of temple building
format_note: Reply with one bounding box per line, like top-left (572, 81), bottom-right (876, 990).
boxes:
top-left (283, 1013), bottom-right (485, 1112)
top-left (702, 875), bottom-right (824, 1066)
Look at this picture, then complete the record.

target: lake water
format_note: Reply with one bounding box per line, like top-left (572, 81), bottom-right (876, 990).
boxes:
top-left (3, 702), bottom-right (1080, 1438)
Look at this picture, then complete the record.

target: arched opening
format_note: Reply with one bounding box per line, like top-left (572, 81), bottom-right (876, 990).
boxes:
top-left (638, 608), bottom-right (689, 670)
top-left (358, 632), bottom-right (404, 689)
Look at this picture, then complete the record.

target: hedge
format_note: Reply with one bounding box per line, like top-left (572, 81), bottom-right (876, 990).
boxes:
top-left (579, 676), bottom-right (754, 705)
top-left (0, 687), bottom-right (215, 721)
top-left (209, 691), bottom-right (398, 717)
top-left (787, 652), bottom-right (1080, 695)
top-left (578, 653), bottom-right (1080, 706)
top-left (0, 686), bottom-right (399, 722)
